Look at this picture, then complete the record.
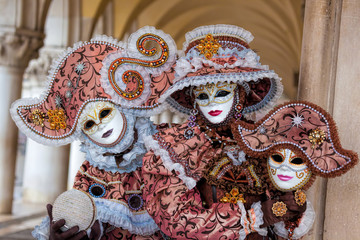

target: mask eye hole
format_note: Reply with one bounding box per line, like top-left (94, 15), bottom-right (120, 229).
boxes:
top-left (84, 120), bottom-right (95, 130)
top-left (291, 157), bottom-right (304, 165)
top-left (215, 90), bottom-right (230, 97)
top-left (196, 93), bottom-right (209, 100)
top-left (271, 154), bottom-right (283, 163)
top-left (99, 108), bottom-right (112, 119)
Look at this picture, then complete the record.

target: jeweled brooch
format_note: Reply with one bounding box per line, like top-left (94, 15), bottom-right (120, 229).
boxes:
top-left (196, 34), bottom-right (221, 60)
top-left (309, 128), bottom-right (326, 148)
top-left (272, 201), bottom-right (287, 217)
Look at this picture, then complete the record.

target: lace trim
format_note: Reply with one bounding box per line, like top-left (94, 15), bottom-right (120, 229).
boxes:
top-left (94, 198), bottom-right (159, 235)
top-left (182, 24), bottom-right (254, 52)
top-left (81, 114), bottom-right (155, 174)
top-left (174, 48), bottom-right (268, 82)
top-left (237, 201), bottom-right (251, 240)
top-left (248, 201), bottom-right (267, 236)
top-left (273, 200), bottom-right (315, 239)
top-left (143, 134), bottom-right (197, 190)
top-left (32, 216), bottom-right (50, 240)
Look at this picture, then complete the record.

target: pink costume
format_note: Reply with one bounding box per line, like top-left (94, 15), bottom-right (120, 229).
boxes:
top-left (10, 26), bottom-right (177, 239)
top-left (142, 25), bottom-right (294, 240)
top-left (232, 101), bottom-right (358, 239)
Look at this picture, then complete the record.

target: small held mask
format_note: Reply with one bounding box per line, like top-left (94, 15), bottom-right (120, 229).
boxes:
top-left (79, 102), bottom-right (126, 147)
top-left (268, 149), bottom-right (311, 191)
top-left (193, 82), bottom-right (236, 124)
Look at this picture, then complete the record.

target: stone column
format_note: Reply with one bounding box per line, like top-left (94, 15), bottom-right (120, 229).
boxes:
top-left (0, 33), bottom-right (43, 213)
top-left (68, 141), bottom-right (86, 190)
top-left (299, 0), bottom-right (360, 239)
top-left (22, 140), bottom-right (70, 203)
top-left (322, 0), bottom-right (360, 238)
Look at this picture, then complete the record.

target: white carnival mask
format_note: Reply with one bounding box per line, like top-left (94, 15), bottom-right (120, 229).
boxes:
top-left (193, 82), bottom-right (237, 124)
top-left (79, 101), bottom-right (126, 147)
top-left (268, 149), bottom-right (312, 191)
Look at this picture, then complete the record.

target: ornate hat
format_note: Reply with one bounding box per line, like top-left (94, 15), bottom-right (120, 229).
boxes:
top-left (232, 101), bottom-right (358, 177)
top-left (159, 24), bottom-right (283, 120)
top-left (10, 26), bottom-right (176, 146)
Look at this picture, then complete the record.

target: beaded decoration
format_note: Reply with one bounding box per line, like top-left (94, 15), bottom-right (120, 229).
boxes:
top-left (107, 33), bottom-right (169, 101)
top-left (272, 201), bottom-right (287, 217)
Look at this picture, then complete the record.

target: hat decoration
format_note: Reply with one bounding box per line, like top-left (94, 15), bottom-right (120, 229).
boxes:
top-left (10, 26), bottom-right (177, 146)
top-left (232, 101), bottom-right (358, 177)
top-left (100, 26), bottom-right (177, 114)
top-left (159, 24), bottom-right (283, 120)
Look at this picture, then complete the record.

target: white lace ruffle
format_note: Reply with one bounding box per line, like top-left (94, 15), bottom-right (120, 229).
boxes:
top-left (94, 198), bottom-right (159, 236)
top-left (174, 48), bottom-right (268, 82)
top-left (227, 150), bottom-right (247, 166)
top-left (143, 134), bottom-right (197, 190)
top-left (32, 216), bottom-right (50, 240)
top-left (273, 200), bottom-right (315, 239)
top-left (182, 24), bottom-right (254, 52)
top-left (237, 201), bottom-right (251, 240)
top-left (248, 201), bottom-right (267, 236)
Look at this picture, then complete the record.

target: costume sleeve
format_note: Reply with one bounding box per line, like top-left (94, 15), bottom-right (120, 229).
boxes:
top-left (272, 201), bottom-right (315, 239)
top-left (142, 151), bottom-right (245, 240)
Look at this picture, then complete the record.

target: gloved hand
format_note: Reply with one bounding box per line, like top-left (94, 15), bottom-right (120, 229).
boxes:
top-left (47, 204), bottom-right (101, 240)
top-left (260, 191), bottom-right (306, 228)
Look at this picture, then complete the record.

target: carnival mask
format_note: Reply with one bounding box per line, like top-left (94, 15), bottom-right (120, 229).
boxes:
top-left (79, 102), bottom-right (126, 147)
top-left (193, 82), bottom-right (237, 124)
top-left (268, 149), bottom-right (312, 191)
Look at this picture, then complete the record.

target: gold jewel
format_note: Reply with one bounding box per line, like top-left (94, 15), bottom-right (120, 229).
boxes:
top-left (47, 108), bottom-right (67, 130)
top-left (196, 34), bottom-right (221, 60)
top-left (294, 189), bottom-right (306, 206)
top-left (30, 109), bottom-right (46, 127)
top-left (272, 201), bottom-right (287, 217)
top-left (220, 187), bottom-right (246, 204)
top-left (309, 128), bottom-right (326, 148)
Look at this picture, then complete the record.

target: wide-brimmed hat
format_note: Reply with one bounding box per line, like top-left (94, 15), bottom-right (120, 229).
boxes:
top-left (159, 24), bottom-right (283, 120)
top-left (10, 27), bottom-right (176, 146)
top-left (232, 101), bottom-right (358, 177)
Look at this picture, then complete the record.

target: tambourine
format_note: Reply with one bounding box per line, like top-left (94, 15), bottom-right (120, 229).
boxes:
top-left (52, 189), bottom-right (97, 232)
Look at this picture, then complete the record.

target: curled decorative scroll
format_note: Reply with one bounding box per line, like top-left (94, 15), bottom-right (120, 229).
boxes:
top-left (107, 33), bottom-right (169, 102)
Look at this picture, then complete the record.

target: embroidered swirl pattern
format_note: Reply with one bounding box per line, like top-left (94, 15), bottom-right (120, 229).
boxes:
top-left (108, 34), bottom-right (169, 101)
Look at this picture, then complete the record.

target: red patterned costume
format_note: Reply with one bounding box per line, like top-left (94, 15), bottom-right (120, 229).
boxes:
top-left (142, 25), bottom-right (303, 239)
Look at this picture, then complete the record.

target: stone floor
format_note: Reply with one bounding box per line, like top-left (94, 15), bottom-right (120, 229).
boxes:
top-left (0, 201), bottom-right (46, 240)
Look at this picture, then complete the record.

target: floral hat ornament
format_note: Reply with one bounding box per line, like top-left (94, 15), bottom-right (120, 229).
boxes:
top-left (10, 26), bottom-right (177, 146)
top-left (232, 101), bottom-right (358, 178)
top-left (159, 24), bottom-right (283, 120)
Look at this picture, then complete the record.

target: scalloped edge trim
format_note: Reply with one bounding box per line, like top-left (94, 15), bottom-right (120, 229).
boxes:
top-left (143, 134), bottom-right (197, 190)
top-left (94, 198), bottom-right (159, 236)
top-left (182, 24), bottom-right (254, 52)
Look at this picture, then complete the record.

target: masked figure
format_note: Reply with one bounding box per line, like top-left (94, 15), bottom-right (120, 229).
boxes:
top-left (10, 26), bottom-right (177, 239)
top-left (141, 24), bottom-right (304, 240)
top-left (232, 101), bottom-right (358, 239)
